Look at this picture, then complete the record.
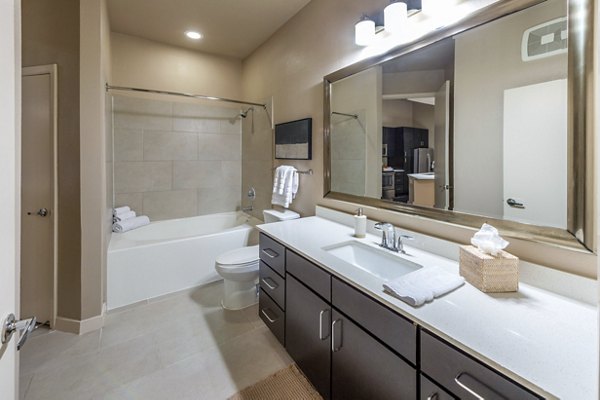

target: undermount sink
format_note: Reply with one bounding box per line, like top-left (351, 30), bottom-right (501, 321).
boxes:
top-left (323, 241), bottom-right (422, 281)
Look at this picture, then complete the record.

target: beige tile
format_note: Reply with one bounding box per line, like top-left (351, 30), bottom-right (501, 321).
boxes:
top-left (173, 116), bottom-right (221, 133)
top-left (220, 118), bottom-right (242, 135)
top-left (114, 161), bottom-right (172, 193)
top-left (19, 374), bottom-right (33, 400)
top-left (143, 130), bottom-right (198, 161)
top-left (172, 101), bottom-right (236, 119)
top-left (198, 133), bottom-right (241, 161)
top-left (197, 185), bottom-right (241, 214)
top-left (222, 161), bottom-right (242, 187)
top-left (114, 128), bottom-right (143, 161)
top-left (173, 160), bottom-right (222, 189)
top-left (113, 96), bottom-right (173, 132)
top-left (114, 193), bottom-right (143, 215)
top-left (142, 190), bottom-right (197, 221)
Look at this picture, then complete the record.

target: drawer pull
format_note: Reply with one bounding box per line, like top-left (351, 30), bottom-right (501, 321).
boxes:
top-left (454, 372), bottom-right (486, 400)
top-left (331, 319), bottom-right (343, 352)
top-left (260, 308), bottom-right (278, 324)
top-left (426, 394), bottom-right (439, 400)
top-left (261, 248), bottom-right (279, 258)
top-left (261, 277), bottom-right (278, 290)
top-left (319, 309), bottom-right (330, 340)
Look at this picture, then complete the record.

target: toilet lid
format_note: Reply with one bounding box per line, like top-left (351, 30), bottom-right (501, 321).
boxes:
top-left (216, 245), bottom-right (259, 266)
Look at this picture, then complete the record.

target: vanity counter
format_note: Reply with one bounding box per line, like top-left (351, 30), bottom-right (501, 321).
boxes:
top-left (257, 215), bottom-right (598, 400)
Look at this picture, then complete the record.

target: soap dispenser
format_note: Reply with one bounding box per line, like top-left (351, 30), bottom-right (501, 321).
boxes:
top-left (354, 208), bottom-right (367, 238)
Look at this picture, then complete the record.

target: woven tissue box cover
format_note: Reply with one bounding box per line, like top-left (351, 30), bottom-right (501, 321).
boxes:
top-left (459, 245), bottom-right (519, 293)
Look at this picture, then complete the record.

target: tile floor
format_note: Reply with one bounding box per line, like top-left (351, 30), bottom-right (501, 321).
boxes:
top-left (19, 281), bottom-right (292, 400)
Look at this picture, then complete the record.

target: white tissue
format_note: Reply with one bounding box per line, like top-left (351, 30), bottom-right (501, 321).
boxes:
top-left (470, 223), bottom-right (509, 256)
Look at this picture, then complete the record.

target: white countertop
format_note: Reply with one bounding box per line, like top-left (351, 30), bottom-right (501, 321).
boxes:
top-left (407, 173), bottom-right (435, 180)
top-left (257, 215), bottom-right (598, 400)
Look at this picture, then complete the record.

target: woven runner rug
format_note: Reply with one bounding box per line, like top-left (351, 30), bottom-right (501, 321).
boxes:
top-left (228, 364), bottom-right (322, 400)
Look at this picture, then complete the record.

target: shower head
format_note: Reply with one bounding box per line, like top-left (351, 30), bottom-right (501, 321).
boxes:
top-left (240, 107), bottom-right (254, 118)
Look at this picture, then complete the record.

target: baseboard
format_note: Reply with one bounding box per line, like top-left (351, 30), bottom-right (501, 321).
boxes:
top-left (55, 312), bottom-right (105, 335)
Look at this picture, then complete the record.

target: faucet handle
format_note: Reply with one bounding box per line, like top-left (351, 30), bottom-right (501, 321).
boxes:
top-left (399, 234), bottom-right (413, 240)
top-left (374, 222), bottom-right (394, 231)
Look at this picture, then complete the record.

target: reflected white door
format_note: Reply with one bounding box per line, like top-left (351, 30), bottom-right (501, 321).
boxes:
top-left (434, 81), bottom-right (450, 209)
top-left (503, 79), bottom-right (567, 229)
top-left (0, 0), bottom-right (20, 398)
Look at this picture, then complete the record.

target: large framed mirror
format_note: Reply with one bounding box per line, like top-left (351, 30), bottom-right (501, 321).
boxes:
top-left (324, 0), bottom-right (594, 252)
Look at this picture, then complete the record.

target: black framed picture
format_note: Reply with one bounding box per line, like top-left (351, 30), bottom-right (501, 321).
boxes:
top-left (275, 118), bottom-right (312, 160)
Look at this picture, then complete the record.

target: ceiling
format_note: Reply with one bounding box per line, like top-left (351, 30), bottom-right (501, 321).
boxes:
top-left (107, 0), bottom-right (311, 59)
top-left (382, 37), bottom-right (455, 74)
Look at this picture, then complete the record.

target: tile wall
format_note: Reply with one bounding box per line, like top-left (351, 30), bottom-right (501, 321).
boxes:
top-left (113, 96), bottom-right (242, 221)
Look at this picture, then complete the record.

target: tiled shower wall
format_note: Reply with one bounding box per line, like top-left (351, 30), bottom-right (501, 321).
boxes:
top-left (112, 95), bottom-right (242, 221)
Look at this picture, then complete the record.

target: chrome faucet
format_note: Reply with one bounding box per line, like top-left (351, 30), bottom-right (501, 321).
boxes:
top-left (374, 222), bottom-right (413, 254)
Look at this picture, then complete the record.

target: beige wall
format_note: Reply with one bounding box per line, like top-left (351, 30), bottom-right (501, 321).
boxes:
top-left (453, 0), bottom-right (567, 218)
top-left (22, 0), bottom-right (82, 320)
top-left (242, 0), bottom-right (597, 278)
top-left (110, 32), bottom-right (242, 100)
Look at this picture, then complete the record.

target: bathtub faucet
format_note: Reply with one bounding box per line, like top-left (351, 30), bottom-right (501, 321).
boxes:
top-left (242, 187), bottom-right (256, 213)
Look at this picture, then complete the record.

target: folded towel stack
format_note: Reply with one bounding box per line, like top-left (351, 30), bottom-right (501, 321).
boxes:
top-left (383, 266), bottom-right (464, 307)
top-left (272, 165), bottom-right (299, 208)
top-left (112, 206), bottom-right (150, 233)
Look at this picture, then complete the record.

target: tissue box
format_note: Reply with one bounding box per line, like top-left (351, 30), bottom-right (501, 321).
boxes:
top-left (459, 245), bottom-right (519, 293)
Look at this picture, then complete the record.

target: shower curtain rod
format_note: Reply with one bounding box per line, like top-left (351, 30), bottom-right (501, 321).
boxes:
top-left (105, 84), bottom-right (267, 109)
top-left (331, 111), bottom-right (358, 119)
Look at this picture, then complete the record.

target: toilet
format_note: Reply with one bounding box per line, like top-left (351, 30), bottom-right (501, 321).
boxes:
top-left (215, 209), bottom-right (300, 310)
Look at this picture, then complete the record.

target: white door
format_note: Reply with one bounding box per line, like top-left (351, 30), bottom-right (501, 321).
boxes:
top-left (433, 81), bottom-right (450, 209)
top-left (21, 66), bottom-right (57, 328)
top-left (0, 0), bottom-right (21, 398)
top-left (503, 79), bottom-right (567, 229)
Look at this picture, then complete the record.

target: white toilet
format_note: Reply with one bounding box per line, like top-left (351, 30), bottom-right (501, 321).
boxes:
top-left (215, 209), bottom-right (300, 310)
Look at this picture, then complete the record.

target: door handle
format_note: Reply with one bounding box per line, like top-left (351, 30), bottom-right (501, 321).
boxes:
top-left (1, 313), bottom-right (37, 350)
top-left (506, 198), bottom-right (525, 209)
top-left (318, 309), bottom-right (330, 340)
top-left (27, 208), bottom-right (49, 217)
top-left (331, 319), bottom-right (343, 352)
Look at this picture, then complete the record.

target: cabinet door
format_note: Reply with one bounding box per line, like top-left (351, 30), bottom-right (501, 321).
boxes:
top-left (286, 275), bottom-right (331, 399)
top-left (331, 310), bottom-right (416, 400)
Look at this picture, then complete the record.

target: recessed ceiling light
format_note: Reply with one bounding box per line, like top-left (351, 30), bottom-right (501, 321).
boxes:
top-left (185, 31), bottom-right (202, 40)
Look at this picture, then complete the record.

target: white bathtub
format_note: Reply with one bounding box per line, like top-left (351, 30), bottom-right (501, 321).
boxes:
top-left (107, 212), bottom-right (260, 310)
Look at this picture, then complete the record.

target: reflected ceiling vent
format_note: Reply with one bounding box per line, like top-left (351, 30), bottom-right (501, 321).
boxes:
top-left (521, 17), bottom-right (568, 62)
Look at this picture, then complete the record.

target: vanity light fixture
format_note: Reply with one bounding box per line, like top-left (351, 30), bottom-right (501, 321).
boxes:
top-left (355, 14), bottom-right (376, 46)
top-left (384, 1), bottom-right (408, 35)
top-left (185, 31), bottom-right (202, 40)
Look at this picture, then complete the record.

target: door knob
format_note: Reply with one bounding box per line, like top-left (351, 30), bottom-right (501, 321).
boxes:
top-left (1, 313), bottom-right (37, 350)
top-left (27, 208), bottom-right (49, 217)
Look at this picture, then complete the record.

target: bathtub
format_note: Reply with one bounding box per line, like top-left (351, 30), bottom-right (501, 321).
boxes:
top-left (107, 211), bottom-right (260, 310)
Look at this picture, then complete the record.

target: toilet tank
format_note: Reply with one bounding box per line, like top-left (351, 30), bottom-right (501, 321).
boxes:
top-left (263, 209), bottom-right (300, 223)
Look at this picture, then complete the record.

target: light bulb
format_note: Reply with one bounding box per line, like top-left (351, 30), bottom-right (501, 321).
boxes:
top-left (185, 31), bottom-right (202, 40)
top-left (355, 15), bottom-right (375, 46)
top-left (384, 1), bottom-right (408, 35)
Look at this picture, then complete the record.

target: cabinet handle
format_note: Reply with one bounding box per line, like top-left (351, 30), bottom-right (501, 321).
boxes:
top-left (331, 319), bottom-right (343, 352)
top-left (426, 394), bottom-right (439, 400)
top-left (454, 372), bottom-right (485, 400)
top-left (260, 308), bottom-right (278, 324)
top-left (261, 248), bottom-right (279, 258)
top-left (261, 277), bottom-right (278, 290)
top-left (319, 309), bottom-right (330, 340)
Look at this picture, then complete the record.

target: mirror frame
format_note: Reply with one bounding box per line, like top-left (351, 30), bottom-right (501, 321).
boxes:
top-left (324, 0), bottom-right (595, 252)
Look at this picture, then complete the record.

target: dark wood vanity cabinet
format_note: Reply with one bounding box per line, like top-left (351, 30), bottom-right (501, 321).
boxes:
top-left (258, 233), bottom-right (544, 400)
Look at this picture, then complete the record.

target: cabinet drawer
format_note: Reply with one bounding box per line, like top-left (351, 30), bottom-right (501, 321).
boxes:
top-left (259, 288), bottom-right (285, 345)
top-left (259, 261), bottom-right (285, 310)
top-left (421, 331), bottom-right (541, 400)
top-left (332, 277), bottom-right (416, 364)
top-left (420, 374), bottom-right (455, 400)
top-left (259, 233), bottom-right (285, 276)
top-left (286, 250), bottom-right (331, 301)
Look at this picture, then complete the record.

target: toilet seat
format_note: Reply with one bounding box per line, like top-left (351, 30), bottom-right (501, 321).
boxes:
top-left (215, 245), bottom-right (259, 267)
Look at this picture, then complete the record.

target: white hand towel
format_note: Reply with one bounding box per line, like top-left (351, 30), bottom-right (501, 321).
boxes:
top-left (291, 169), bottom-right (299, 199)
top-left (113, 215), bottom-right (150, 233)
top-left (272, 166), bottom-right (298, 208)
top-left (383, 266), bottom-right (464, 307)
top-left (113, 206), bottom-right (131, 216)
top-left (273, 166), bottom-right (287, 194)
top-left (113, 210), bottom-right (136, 223)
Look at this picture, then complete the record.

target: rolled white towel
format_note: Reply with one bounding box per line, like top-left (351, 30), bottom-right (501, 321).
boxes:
top-left (113, 206), bottom-right (131, 216)
top-left (113, 215), bottom-right (150, 233)
top-left (113, 210), bottom-right (136, 223)
top-left (383, 266), bottom-right (464, 307)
